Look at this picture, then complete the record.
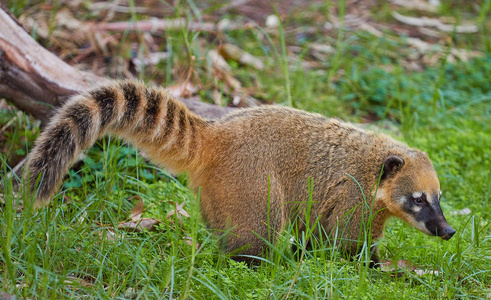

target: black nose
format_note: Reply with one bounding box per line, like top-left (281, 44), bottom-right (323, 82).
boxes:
top-left (441, 227), bottom-right (456, 240)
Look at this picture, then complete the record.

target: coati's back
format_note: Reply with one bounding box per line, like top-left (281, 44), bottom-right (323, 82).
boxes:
top-left (25, 79), bottom-right (455, 266)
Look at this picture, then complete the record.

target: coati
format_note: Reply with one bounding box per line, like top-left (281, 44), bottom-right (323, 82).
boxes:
top-left (25, 80), bottom-right (456, 266)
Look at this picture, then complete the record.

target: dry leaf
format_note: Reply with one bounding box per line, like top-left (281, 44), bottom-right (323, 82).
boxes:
top-left (166, 201), bottom-right (190, 219)
top-left (165, 82), bottom-right (198, 98)
top-left (123, 288), bottom-right (137, 299)
top-left (219, 44), bottom-right (264, 70)
top-left (206, 48), bottom-right (261, 108)
top-left (88, 30), bottom-right (110, 55)
top-left (184, 236), bottom-right (201, 250)
top-left (19, 15), bottom-right (50, 39)
top-left (89, 2), bottom-right (152, 14)
top-left (165, 236), bottom-right (201, 249)
top-left (210, 89), bottom-right (224, 106)
top-left (130, 196), bottom-right (144, 221)
top-left (132, 52), bottom-right (169, 69)
top-left (55, 8), bottom-right (84, 31)
top-left (78, 211), bottom-right (88, 224)
top-left (64, 275), bottom-right (93, 287)
top-left (221, 71), bottom-right (242, 91)
top-left (117, 197), bottom-right (162, 232)
top-left (406, 37), bottom-right (482, 63)
top-left (329, 13), bottom-right (369, 29)
top-left (0, 292), bottom-right (32, 300)
top-left (358, 23), bottom-right (384, 38)
top-left (413, 268), bottom-right (440, 276)
top-left (418, 27), bottom-right (443, 38)
top-left (309, 43), bottom-right (335, 61)
top-left (217, 18), bottom-right (232, 31)
top-left (380, 259), bottom-right (417, 272)
top-left (208, 49), bottom-right (232, 71)
top-left (97, 229), bottom-right (116, 241)
top-left (380, 259), bottom-right (440, 276)
top-left (118, 218), bottom-right (162, 232)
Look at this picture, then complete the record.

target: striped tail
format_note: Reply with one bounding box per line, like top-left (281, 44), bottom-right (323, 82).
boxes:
top-left (25, 80), bottom-right (209, 208)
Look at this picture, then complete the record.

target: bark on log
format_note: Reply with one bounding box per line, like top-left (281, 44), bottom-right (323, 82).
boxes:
top-left (0, 7), bottom-right (237, 125)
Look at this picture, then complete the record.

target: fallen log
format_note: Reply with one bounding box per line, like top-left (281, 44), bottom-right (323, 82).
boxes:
top-left (0, 6), bottom-right (237, 125)
top-left (0, 5), bottom-right (238, 180)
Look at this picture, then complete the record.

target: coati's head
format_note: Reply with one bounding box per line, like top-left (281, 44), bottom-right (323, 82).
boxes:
top-left (378, 152), bottom-right (456, 240)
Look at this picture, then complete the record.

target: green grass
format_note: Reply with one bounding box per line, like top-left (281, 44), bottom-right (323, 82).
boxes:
top-left (1, 0), bottom-right (491, 298)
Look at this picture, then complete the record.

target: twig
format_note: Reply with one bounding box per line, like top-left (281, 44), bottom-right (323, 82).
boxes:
top-left (6, 157), bottom-right (26, 181)
top-left (215, 0), bottom-right (251, 13)
top-left (390, 0), bottom-right (439, 12)
top-left (95, 18), bottom-right (247, 33)
top-left (392, 11), bottom-right (478, 33)
top-left (0, 115), bottom-right (16, 133)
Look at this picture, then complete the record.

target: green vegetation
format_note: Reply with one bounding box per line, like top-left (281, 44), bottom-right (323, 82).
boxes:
top-left (1, 0), bottom-right (490, 298)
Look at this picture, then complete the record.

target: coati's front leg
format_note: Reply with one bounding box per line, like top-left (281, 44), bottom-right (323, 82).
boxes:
top-left (369, 246), bottom-right (381, 268)
top-left (343, 240), bottom-right (381, 268)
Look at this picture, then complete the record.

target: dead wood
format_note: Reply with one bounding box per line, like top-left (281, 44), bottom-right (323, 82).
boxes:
top-left (0, 7), bottom-right (237, 125)
top-left (0, 8), bottom-right (100, 124)
top-left (0, 6), bottom-right (238, 180)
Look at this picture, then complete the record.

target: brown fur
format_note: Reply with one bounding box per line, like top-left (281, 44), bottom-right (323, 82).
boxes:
top-left (25, 79), bottom-right (445, 265)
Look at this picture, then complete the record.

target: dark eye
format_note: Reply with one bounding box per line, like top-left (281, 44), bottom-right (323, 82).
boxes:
top-left (412, 192), bottom-right (427, 205)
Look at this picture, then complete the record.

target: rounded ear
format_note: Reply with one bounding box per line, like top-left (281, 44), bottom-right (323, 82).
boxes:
top-left (382, 155), bottom-right (405, 179)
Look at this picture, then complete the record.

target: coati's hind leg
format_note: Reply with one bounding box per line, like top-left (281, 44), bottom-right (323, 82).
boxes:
top-left (223, 228), bottom-right (269, 265)
top-left (207, 189), bottom-right (286, 265)
top-left (224, 200), bottom-right (286, 265)
top-left (196, 172), bottom-right (287, 265)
